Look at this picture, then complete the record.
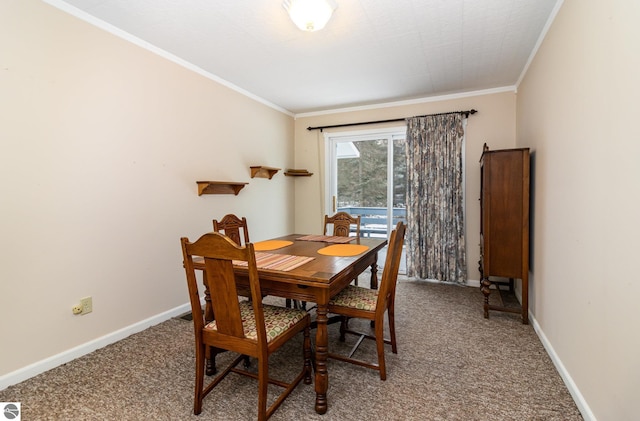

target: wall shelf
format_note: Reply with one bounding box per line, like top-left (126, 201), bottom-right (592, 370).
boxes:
top-left (250, 166), bottom-right (280, 179)
top-left (284, 169), bottom-right (313, 177)
top-left (196, 181), bottom-right (248, 196)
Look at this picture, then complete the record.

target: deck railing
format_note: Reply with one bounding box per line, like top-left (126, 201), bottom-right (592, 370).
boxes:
top-left (337, 206), bottom-right (406, 237)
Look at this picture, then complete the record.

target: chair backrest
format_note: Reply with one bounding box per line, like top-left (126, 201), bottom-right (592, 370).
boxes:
top-left (324, 212), bottom-right (361, 237)
top-left (376, 222), bottom-right (406, 316)
top-left (213, 214), bottom-right (250, 246)
top-left (181, 232), bottom-right (267, 346)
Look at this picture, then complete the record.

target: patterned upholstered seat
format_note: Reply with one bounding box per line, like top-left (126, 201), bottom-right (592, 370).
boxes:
top-left (329, 286), bottom-right (378, 311)
top-left (205, 301), bottom-right (307, 343)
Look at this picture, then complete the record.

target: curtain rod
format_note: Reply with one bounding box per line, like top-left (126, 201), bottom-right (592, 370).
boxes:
top-left (306, 109), bottom-right (477, 132)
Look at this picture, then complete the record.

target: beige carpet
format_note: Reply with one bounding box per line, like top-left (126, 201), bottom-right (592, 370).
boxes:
top-left (0, 279), bottom-right (583, 420)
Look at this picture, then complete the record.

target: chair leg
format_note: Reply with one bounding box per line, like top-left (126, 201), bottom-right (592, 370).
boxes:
top-left (288, 299), bottom-right (306, 310)
top-left (388, 307), bottom-right (398, 354)
top-left (339, 317), bottom-right (347, 342)
top-left (374, 319), bottom-right (387, 380)
top-left (194, 344), bottom-right (205, 415)
top-left (206, 347), bottom-right (219, 375)
top-left (257, 357), bottom-right (269, 421)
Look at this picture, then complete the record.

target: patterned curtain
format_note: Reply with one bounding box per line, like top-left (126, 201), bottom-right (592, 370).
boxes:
top-left (405, 114), bottom-right (467, 284)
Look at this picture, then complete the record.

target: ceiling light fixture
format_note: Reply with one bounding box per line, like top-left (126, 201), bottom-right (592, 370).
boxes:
top-left (283, 0), bottom-right (337, 32)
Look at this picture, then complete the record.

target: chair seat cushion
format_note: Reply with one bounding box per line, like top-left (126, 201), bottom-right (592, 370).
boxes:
top-left (329, 285), bottom-right (378, 311)
top-left (205, 301), bottom-right (307, 343)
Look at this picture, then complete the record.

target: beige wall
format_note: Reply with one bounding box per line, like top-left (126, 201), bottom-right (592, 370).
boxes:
top-left (517, 0), bottom-right (640, 419)
top-left (293, 91), bottom-right (517, 283)
top-left (4, 0), bottom-right (639, 418)
top-left (0, 0), bottom-right (294, 379)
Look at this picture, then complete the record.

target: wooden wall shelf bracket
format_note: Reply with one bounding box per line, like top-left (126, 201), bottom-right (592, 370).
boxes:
top-left (196, 181), bottom-right (248, 196)
top-left (250, 166), bottom-right (280, 179)
top-left (284, 169), bottom-right (313, 177)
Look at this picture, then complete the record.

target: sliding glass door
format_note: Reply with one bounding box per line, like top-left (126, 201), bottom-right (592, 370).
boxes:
top-left (325, 127), bottom-right (407, 239)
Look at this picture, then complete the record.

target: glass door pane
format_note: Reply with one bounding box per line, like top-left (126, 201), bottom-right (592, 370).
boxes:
top-left (337, 138), bottom-right (388, 237)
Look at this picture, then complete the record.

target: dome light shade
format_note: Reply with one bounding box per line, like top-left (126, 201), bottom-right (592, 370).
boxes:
top-left (283, 0), bottom-right (337, 32)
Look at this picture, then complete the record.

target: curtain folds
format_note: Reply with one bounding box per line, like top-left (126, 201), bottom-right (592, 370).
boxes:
top-left (405, 114), bottom-right (467, 284)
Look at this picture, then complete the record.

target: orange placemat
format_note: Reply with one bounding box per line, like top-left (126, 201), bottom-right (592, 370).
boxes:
top-left (317, 244), bottom-right (369, 257)
top-left (253, 240), bottom-right (293, 251)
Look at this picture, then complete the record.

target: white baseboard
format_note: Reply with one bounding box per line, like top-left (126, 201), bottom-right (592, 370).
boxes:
top-left (0, 302), bottom-right (192, 391)
top-left (466, 278), bottom-right (480, 287)
top-left (529, 312), bottom-right (596, 421)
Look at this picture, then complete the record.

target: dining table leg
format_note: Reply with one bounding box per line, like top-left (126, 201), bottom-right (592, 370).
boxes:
top-left (314, 301), bottom-right (329, 414)
top-left (370, 252), bottom-right (380, 290)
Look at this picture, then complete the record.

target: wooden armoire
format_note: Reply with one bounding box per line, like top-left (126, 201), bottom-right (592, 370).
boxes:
top-left (479, 144), bottom-right (530, 324)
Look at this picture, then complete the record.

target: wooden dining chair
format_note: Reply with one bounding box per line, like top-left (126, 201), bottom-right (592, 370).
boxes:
top-left (213, 213), bottom-right (256, 302)
top-left (324, 211), bottom-right (361, 238)
top-left (213, 214), bottom-right (250, 246)
top-left (181, 232), bottom-right (312, 420)
top-left (327, 221), bottom-right (406, 380)
top-left (211, 214), bottom-right (254, 369)
top-left (324, 211), bottom-right (362, 286)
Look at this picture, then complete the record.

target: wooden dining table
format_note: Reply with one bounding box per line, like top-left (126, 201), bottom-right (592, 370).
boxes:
top-left (194, 233), bottom-right (387, 415)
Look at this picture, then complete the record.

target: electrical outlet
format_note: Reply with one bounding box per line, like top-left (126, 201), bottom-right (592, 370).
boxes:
top-left (72, 305), bottom-right (83, 315)
top-left (80, 296), bottom-right (93, 315)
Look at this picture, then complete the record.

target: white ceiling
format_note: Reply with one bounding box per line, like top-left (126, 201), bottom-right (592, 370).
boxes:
top-left (49, 0), bottom-right (560, 115)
